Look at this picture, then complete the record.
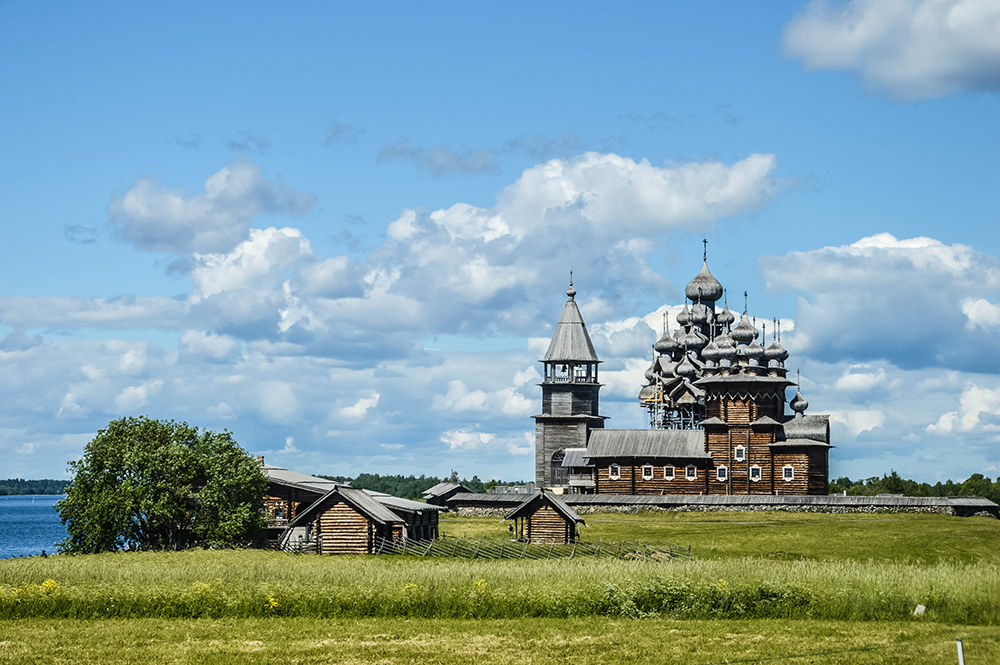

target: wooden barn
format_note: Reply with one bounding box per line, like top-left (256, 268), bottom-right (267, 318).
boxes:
top-left (421, 480), bottom-right (472, 508)
top-left (505, 490), bottom-right (585, 544)
top-left (279, 486), bottom-right (404, 555)
top-left (535, 247), bottom-right (832, 496)
top-left (261, 462), bottom-right (441, 553)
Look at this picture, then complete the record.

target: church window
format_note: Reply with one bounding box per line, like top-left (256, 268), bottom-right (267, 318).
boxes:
top-left (685, 465), bottom-right (697, 481)
top-left (750, 465), bottom-right (762, 482)
top-left (642, 465), bottom-right (653, 480)
top-left (551, 450), bottom-right (568, 485)
top-left (664, 465), bottom-right (675, 480)
top-left (609, 464), bottom-right (621, 481)
top-left (716, 466), bottom-right (728, 482)
top-left (782, 465), bottom-right (795, 481)
top-left (734, 445), bottom-right (746, 462)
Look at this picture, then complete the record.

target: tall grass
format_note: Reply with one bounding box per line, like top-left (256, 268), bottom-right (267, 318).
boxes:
top-left (2, 549), bottom-right (997, 623)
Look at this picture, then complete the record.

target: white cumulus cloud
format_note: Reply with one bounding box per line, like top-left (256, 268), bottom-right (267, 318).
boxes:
top-left (761, 233), bottom-right (1000, 371)
top-left (783, 0), bottom-right (1000, 100)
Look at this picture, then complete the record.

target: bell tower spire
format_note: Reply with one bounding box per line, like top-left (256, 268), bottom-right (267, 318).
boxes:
top-left (534, 280), bottom-right (606, 488)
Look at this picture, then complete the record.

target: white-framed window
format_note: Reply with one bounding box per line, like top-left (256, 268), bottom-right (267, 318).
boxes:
top-left (750, 465), bottom-right (762, 482)
top-left (609, 464), bottom-right (621, 481)
top-left (664, 465), bottom-right (675, 480)
top-left (716, 466), bottom-right (728, 482)
top-left (685, 465), bottom-right (697, 481)
top-left (734, 445), bottom-right (746, 462)
top-left (782, 465), bottom-right (795, 482)
top-left (642, 465), bottom-right (654, 480)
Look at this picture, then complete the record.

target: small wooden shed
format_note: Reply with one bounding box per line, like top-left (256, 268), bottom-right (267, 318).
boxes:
top-left (505, 490), bottom-right (585, 544)
top-left (280, 486), bottom-right (404, 554)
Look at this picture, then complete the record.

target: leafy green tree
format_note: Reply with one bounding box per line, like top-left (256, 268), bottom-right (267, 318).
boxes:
top-left (57, 417), bottom-right (267, 553)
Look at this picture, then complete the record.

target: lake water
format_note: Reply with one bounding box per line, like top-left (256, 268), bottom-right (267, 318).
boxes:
top-left (0, 495), bottom-right (67, 558)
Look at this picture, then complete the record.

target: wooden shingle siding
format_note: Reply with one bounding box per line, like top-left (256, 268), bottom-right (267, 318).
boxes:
top-left (318, 501), bottom-right (372, 554)
top-left (527, 505), bottom-right (572, 543)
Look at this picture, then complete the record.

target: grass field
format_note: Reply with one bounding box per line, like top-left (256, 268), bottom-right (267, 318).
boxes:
top-left (2, 511), bottom-right (998, 663)
top-left (1, 618), bottom-right (998, 664)
top-left (441, 510), bottom-right (1000, 564)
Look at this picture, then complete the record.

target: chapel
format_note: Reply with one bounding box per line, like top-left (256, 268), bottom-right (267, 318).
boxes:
top-left (533, 245), bottom-right (831, 496)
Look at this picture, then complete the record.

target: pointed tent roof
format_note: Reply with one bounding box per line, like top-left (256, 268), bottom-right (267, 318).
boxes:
top-left (543, 285), bottom-right (601, 363)
top-left (505, 490), bottom-right (585, 525)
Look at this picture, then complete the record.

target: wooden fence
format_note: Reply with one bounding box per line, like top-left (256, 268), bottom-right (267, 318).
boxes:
top-left (373, 535), bottom-right (692, 560)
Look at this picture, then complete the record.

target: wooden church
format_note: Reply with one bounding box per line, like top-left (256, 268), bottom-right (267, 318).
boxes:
top-left (534, 245), bottom-right (831, 496)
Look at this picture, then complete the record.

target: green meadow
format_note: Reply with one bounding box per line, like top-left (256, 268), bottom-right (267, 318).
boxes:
top-left (1, 511), bottom-right (998, 664)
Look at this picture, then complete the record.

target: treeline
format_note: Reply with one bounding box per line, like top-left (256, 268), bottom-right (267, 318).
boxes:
top-left (319, 473), bottom-right (522, 500)
top-left (0, 478), bottom-right (71, 496)
top-left (830, 471), bottom-right (1000, 504)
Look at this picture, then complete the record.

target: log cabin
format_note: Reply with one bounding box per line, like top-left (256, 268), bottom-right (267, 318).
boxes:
top-left (261, 462), bottom-right (441, 552)
top-left (536, 243), bottom-right (831, 496)
top-left (505, 490), bottom-right (585, 544)
top-left (421, 480), bottom-right (472, 508)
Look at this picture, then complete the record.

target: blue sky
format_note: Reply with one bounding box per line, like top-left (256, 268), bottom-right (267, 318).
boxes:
top-left (2, 1), bottom-right (999, 482)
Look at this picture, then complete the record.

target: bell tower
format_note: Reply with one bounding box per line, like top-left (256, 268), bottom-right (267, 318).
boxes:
top-left (534, 282), bottom-right (606, 487)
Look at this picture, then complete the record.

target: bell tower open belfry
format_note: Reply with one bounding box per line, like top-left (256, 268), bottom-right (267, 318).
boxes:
top-left (533, 281), bottom-right (606, 486)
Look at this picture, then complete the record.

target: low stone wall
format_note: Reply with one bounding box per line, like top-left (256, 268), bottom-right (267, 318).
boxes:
top-left (570, 504), bottom-right (957, 516)
top-left (455, 504), bottom-right (974, 517)
top-left (455, 507), bottom-right (514, 517)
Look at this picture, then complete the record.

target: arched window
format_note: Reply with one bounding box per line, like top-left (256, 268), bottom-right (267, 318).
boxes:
top-left (551, 450), bottom-right (568, 485)
top-left (734, 445), bottom-right (746, 462)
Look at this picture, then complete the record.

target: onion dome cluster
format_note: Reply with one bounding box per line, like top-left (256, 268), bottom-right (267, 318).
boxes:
top-left (639, 255), bottom-right (794, 406)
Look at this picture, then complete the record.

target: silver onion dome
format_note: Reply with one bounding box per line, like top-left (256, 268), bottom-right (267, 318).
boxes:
top-left (716, 302), bottom-right (735, 328)
top-left (790, 390), bottom-right (809, 414)
top-left (676, 303), bottom-right (692, 327)
top-left (644, 360), bottom-right (658, 383)
top-left (701, 338), bottom-right (723, 363)
top-left (676, 352), bottom-right (697, 378)
top-left (716, 333), bottom-right (736, 359)
top-left (679, 326), bottom-right (708, 350)
top-left (689, 302), bottom-right (712, 325)
top-left (764, 338), bottom-right (789, 362)
top-left (654, 329), bottom-right (679, 354)
top-left (730, 315), bottom-right (757, 344)
top-left (685, 261), bottom-right (724, 302)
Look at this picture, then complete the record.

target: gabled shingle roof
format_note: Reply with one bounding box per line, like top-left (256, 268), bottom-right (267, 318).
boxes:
top-left (287, 486), bottom-right (403, 528)
top-left (586, 429), bottom-right (710, 460)
top-left (505, 491), bottom-right (585, 525)
top-left (422, 481), bottom-right (469, 498)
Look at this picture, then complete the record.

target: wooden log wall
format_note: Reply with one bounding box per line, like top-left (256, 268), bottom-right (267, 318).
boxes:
top-left (595, 462), bottom-right (707, 495)
top-left (527, 504), bottom-right (573, 543)
top-left (771, 451), bottom-right (809, 495)
top-left (318, 501), bottom-right (373, 555)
